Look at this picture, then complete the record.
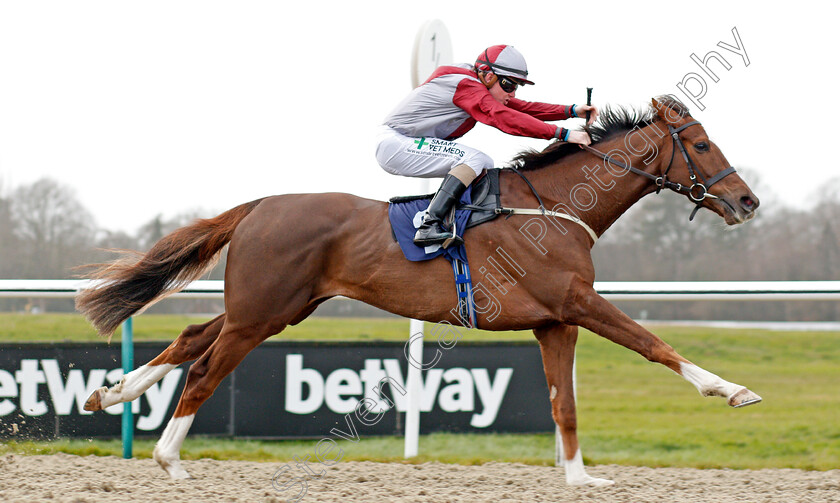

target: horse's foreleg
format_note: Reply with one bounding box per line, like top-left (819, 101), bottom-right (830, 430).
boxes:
top-left (535, 324), bottom-right (614, 487)
top-left (562, 277), bottom-right (761, 407)
top-left (153, 321), bottom-right (279, 479)
top-left (84, 314), bottom-right (226, 412)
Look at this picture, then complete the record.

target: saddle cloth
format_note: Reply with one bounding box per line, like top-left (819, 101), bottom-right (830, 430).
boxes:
top-left (387, 169), bottom-right (500, 262)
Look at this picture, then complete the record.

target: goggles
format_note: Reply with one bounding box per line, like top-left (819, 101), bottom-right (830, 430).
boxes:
top-left (498, 75), bottom-right (521, 93)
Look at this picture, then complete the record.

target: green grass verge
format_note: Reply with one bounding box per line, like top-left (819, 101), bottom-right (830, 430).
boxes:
top-left (1, 314), bottom-right (838, 470)
top-left (576, 326), bottom-right (840, 471)
top-left (0, 313), bottom-right (536, 343)
top-left (0, 433), bottom-right (557, 466)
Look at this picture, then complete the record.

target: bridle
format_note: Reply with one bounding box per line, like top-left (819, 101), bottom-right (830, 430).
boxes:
top-left (496, 119), bottom-right (739, 243)
top-left (580, 120), bottom-right (737, 220)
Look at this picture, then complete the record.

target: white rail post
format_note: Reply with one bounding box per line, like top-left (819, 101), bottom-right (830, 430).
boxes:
top-left (404, 318), bottom-right (424, 458)
top-left (403, 19), bottom-right (452, 459)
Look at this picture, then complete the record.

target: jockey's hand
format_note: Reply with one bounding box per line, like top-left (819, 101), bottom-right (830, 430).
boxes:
top-left (576, 104), bottom-right (599, 126)
top-left (567, 130), bottom-right (592, 146)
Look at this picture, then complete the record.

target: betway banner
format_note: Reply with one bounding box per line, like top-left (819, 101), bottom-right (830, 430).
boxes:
top-left (0, 342), bottom-right (553, 439)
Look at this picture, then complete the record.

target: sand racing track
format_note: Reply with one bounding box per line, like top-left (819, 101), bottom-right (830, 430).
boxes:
top-left (1, 453), bottom-right (838, 502)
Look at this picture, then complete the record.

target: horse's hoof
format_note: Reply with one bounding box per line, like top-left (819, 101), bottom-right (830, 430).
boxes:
top-left (165, 465), bottom-right (193, 480)
top-left (154, 447), bottom-right (192, 480)
top-left (83, 387), bottom-right (107, 411)
top-left (155, 457), bottom-right (192, 480)
top-left (728, 387), bottom-right (762, 408)
top-left (568, 475), bottom-right (615, 487)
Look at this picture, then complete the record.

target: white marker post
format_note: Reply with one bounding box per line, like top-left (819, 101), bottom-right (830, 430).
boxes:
top-left (404, 319), bottom-right (424, 458)
top-left (404, 19), bottom-right (452, 459)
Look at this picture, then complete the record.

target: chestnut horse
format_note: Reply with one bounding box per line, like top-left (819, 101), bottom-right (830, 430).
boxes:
top-left (77, 97), bottom-right (761, 486)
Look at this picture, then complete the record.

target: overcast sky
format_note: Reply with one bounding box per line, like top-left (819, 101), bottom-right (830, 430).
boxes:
top-left (1, 1), bottom-right (836, 233)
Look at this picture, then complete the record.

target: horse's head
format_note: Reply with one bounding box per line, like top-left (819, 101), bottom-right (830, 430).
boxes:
top-left (651, 97), bottom-right (759, 225)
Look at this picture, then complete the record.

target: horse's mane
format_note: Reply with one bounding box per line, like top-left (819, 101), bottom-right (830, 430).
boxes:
top-left (508, 95), bottom-right (690, 172)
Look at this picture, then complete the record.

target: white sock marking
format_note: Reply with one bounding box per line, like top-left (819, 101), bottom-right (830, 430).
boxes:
top-left (563, 448), bottom-right (614, 487)
top-left (679, 362), bottom-right (741, 398)
top-left (100, 363), bottom-right (177, 409)
top-left (154, 414), bottom-right (195, 479)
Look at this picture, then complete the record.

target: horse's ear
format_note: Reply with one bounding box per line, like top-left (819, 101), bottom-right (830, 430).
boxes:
top-left (651, 98), bottom-right (667, 120)
top-left (651, 96), bottom-right (683, 125)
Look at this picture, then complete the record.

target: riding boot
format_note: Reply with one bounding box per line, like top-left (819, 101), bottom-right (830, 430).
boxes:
top-left (414, 174), bottom-right (467, 248)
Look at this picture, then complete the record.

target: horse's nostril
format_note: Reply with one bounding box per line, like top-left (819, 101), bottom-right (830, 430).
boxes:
top-left (740, 196), bottom-right (759, 212)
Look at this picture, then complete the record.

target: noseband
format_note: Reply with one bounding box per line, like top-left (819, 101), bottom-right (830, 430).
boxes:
top-left (581, 120), bottom-right (737, 220)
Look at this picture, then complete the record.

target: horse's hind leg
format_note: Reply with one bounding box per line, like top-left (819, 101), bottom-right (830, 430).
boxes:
top-left (563, 277), bottom-right (761, 407)
top-left (84, 314), bottom-right (226, 412)
top-left (153, 321), bottom-right (280, 479)
top-left (535, 323), bottom-right (614, 487)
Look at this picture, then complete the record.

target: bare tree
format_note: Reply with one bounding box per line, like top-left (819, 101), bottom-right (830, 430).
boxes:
top-left (0, 180), bottom-right (22, 278)
top-left (10, 178), bottom-right (97, 278)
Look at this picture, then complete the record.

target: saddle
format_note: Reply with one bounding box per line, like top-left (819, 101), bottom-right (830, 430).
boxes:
top-left (388, 168), bottom-right (501, 232)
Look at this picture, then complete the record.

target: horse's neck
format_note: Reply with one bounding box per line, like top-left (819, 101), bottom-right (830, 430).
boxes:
top-left (520, 126), bottom-right (666, 238)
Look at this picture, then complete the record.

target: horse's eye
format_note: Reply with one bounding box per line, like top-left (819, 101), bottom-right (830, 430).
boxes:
top-left (694, 142), bottom-right (710, 152)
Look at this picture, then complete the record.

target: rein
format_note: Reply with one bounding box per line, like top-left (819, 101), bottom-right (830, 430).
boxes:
top-left (580, 120), bottom-right (737, 220)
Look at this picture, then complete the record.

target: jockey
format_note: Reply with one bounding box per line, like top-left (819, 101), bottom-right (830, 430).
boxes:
top-left (376, 44), bottom-right (598, 247)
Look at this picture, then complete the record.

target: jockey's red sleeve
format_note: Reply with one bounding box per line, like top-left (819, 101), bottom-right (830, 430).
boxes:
top-left (507, 98), bottom-right (573, 121)
top-left (452, 79), bottom-right (560, 140)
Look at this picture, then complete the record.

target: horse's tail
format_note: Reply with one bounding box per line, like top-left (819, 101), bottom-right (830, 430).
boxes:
top-left (76, 198), bottom-right (265, 338)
